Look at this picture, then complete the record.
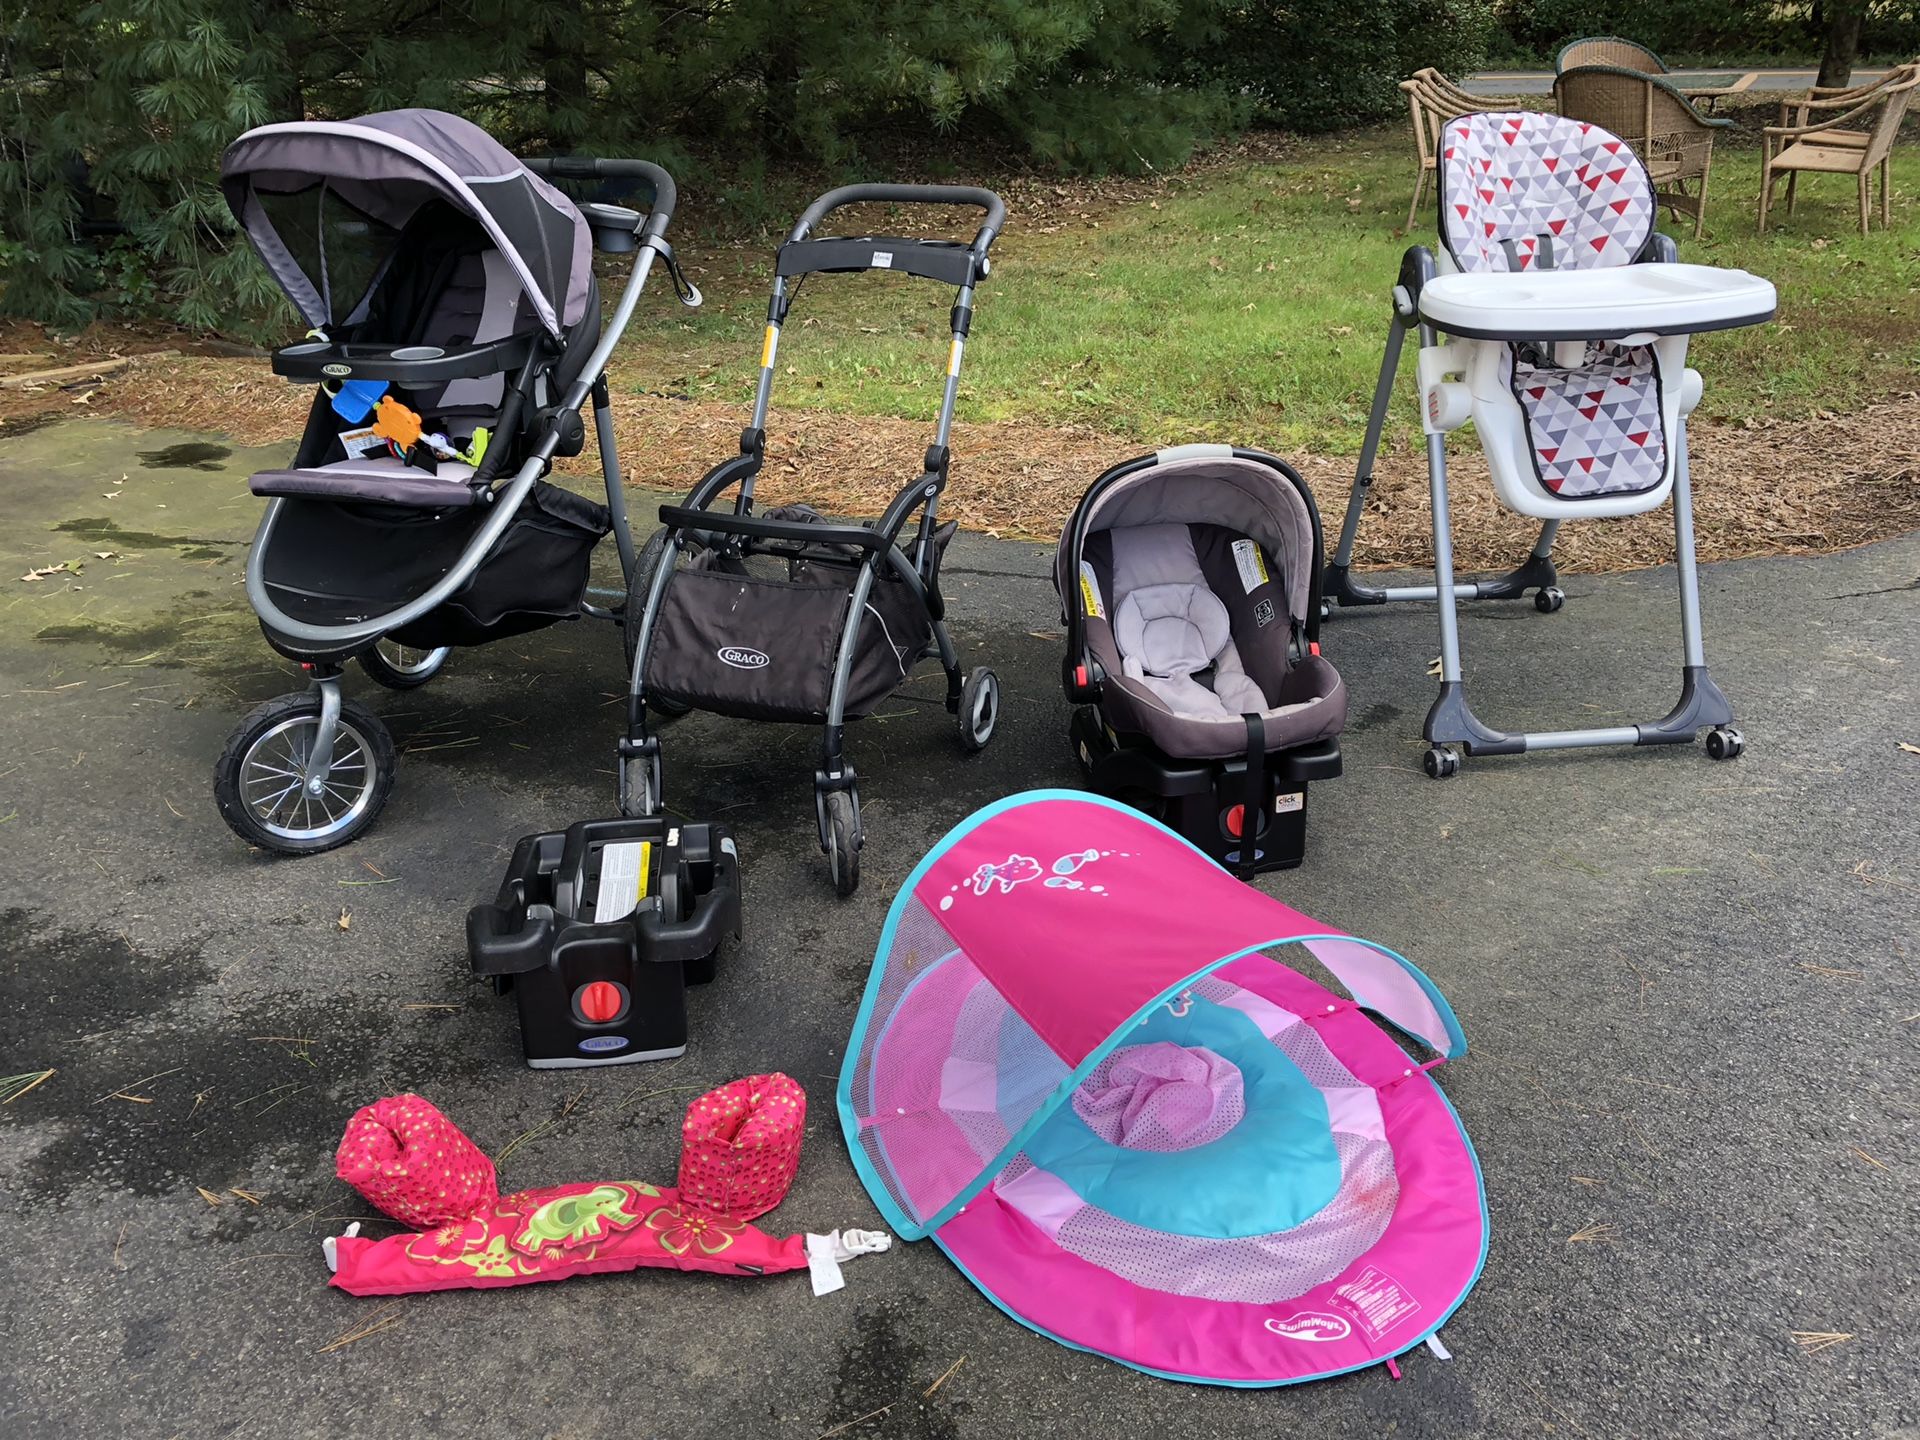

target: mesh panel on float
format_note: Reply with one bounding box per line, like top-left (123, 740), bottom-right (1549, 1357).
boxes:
top-left (848, 897), bottom-right (1066, 1232)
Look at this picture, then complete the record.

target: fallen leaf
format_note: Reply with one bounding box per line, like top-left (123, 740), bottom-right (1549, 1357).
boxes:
top-left (1426, 656), bottom-right (1443, 677)
top-left (337, 907), bottom-right (352, 932)
top-left (195, 1187), bottom-right (225, 1207)
top-left (1897, 741), bottom-right (1920, 756)
top-left (94, 551), bottom-right (118, 560)
top-left (19, 563), bottom-right (69, 582)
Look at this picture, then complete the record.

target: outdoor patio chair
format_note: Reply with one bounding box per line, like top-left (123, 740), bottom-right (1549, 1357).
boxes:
top-left (1760, 64), bottom-right (1918, 234)
top-left (1401, 68), bottom-right (1539, 231)
top-left (1556, 36), bottom-right (1755, 109)
top-left (1555, 65), bottom-right (1732, 237)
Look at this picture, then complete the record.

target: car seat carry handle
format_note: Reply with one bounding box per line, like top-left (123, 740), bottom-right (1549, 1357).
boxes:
top-left (791, 184), bottom-right (1006, 252)
top-left (524, 156), bottom-right (677, 236)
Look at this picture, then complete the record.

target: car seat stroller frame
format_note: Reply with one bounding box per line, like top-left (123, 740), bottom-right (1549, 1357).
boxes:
top-left (621, 184), bottom-right (1008, 896)
top-left (1321, 110), bottom-right (1775, 778)
top-left (214, 118), bottom-right (699, 854)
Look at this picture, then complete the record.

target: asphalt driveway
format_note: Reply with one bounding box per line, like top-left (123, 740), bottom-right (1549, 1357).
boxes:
top-left (1, 420), bottom-right (1915, 1439)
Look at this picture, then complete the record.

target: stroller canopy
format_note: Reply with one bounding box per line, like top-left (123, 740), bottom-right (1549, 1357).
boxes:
top-left (222, 109), bottom-right (591, 337)
top-left (838, 792), bottom-right (1485, 1385)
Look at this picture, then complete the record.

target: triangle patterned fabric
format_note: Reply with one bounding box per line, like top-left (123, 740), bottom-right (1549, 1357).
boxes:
top-left (1439, 112), bottom-right (1666, 501)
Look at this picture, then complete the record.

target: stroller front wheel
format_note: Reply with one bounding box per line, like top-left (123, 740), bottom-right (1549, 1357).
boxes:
top-left (824, 789), bottom-right (861, 898)
top-left (958, 667), bottom-right (1000, 753)
top-left (213, 692), bottom-right (395, 854)
top-left (359, 640), bottom-right (450, 689)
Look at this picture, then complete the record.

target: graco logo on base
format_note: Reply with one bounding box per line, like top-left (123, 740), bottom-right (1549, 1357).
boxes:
top-left (717, 646), bottom-right (771, 670)
top-left (578, 1035), bottom-right (630, 1054)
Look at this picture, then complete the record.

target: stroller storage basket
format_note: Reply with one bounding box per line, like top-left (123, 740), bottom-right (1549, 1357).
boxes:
top-left (391, 482), bottom-right (610, 649)
top-left (647, 521), bottom-right (953, 723)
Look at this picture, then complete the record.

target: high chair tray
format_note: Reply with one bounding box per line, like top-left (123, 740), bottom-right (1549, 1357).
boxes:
top-left (1420, 263), bottom-right (1775, 342)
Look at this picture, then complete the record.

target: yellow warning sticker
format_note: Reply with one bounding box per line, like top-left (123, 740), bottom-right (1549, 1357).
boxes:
top-left (1078, 561), bottom-right (1104, 620)
top-left (948, 337), bottom-right (964, 377)
top-left (760, 325), bottom-right (780, 370)
top-left (635, 840), bottom-right (652, 902)
top-left (1231, 537), bottom-right (1269, 592)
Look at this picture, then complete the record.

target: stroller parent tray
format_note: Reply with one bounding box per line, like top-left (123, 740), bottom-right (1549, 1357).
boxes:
top-left (1419, 263), bottom-right (1777, 341)
top-left (467, 816), bottom-right (740, 1068)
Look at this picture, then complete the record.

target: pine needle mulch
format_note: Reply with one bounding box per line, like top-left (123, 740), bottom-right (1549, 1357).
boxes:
top-left (99, 354), bottom-right (1920, 573)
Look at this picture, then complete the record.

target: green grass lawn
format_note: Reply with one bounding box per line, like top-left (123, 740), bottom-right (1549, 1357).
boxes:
top-left (619, 125), bottom-right (1920, 454)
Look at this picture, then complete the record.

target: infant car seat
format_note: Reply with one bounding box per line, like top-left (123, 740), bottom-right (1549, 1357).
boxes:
top-left (1059, 447), bottom-right (1346, 876)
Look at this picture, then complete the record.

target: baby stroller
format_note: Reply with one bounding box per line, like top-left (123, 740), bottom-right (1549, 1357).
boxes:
top-left (1323, 111), bottom-right (1775, 777)
top-left (211, 110), bottom-right (698, 854)
top-left (621, 185), bottom-right (1007, 897)
top-left (1058, 446), bottom-right (1347, 876)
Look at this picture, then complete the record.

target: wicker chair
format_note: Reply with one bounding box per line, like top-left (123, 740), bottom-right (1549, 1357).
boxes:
top-left (1556, 36), bottom-right (1755, 108)
top-left (1554, 65), bottom-right (1732, 238)
top-left (1400, 69), bottom-right (1534, 231)
top-left (1760, 64), bottom-right (1918, 234)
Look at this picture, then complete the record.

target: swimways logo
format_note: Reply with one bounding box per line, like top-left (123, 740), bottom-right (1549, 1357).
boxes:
top-left (716, 646), bottom-right (770, 670)
top-left (1263, 1312), bottom-right (1352, 1343)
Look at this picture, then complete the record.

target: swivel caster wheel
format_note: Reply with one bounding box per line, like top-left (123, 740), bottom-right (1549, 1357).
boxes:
top-left (214, 691), bottom-right (395, 854)
top-left (1319, 599), bottom-right (1332, 623)
top-left (957, 667), bottom-right (999, 753)
top-left (1533, 586), bottom-right (1566, 614)
top-left (1422, 745), bottom-right (1460, 780)
top-left (1704, 726), bottom-right (1744, 761)
top-left (823, 789), bottom-right (862, 898)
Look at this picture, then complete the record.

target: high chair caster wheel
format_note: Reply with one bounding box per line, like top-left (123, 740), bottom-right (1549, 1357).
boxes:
top-left (214, 692), bottom-right (395, 854)
top-left (958, 667), bottom-right (999, 753)
top-left (359, 640), bottom-right (449, 689)
top-left (1533, 586), bottom-right (1565, 614)
top-left (824, 789), bottom-right (861, 898)
top-left (1422, 745), bottom-right (1460, 780)
top-left (1705, 726), bottom-right (1744, 761)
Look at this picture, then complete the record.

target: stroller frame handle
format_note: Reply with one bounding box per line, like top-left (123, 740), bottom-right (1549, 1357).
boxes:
top-left (523, 156), bottom-right (677, 237)
top-left (792, 184), bottom-right (1006, 252)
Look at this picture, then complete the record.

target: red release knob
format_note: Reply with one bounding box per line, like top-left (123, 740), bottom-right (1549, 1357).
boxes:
top-left (577, 981), bottom-right (623, 1024)
top-left (1224, 804), bottom-right (1245, 838)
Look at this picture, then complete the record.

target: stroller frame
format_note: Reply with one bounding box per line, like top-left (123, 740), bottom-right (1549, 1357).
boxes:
top-left (1325, 238), bottom-right (1753, 778)
top-left (621, 184), bottom-right (1007, 896)
top-left (222, 151), bottom-right (697, 853)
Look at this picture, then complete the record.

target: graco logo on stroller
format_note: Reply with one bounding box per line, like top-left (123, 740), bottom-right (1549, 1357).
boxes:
top-left (716, 646), bottom-right (771, 670)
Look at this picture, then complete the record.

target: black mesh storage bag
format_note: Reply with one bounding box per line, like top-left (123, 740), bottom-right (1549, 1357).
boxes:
top-left (391, 481), bottom-right (610, 648)
top-left (646, 514), bottom-right (955, 722)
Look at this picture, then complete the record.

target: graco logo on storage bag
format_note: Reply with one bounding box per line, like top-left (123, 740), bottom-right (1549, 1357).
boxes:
top-left (717, 645), bottom-right (771, 670)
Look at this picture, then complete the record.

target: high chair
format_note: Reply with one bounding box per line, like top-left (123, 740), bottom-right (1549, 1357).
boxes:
top-left (1323, 111), bottom-right (1775, 777)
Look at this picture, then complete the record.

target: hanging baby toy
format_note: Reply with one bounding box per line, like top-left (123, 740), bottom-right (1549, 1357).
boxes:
top-left (323, 1075), bottom-right (887, 1297)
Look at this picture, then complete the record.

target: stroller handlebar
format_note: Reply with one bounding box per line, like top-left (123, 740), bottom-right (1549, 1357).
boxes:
top-left (524, 156), bottom-right (677, 235)
top-left (793, 184), bottom-right (1006, 253)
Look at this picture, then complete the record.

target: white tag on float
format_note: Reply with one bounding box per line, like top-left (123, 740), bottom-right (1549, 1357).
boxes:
top-left (1231, 538), bottom-right (1270, 593)
top-left (1425, 1331), bottom-right (1453, 1361)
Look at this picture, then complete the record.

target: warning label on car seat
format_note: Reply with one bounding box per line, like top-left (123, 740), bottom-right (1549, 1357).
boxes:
top-left (1078, 562), bottom-right (1104, 620)
top-left (594, 840), bottom-right (652, 921)
top-left (1231, 538), bottom-right (1270, 593)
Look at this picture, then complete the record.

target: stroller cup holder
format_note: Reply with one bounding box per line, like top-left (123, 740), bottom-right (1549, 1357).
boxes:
top-left (467, 816), bottom-right (741, 1068)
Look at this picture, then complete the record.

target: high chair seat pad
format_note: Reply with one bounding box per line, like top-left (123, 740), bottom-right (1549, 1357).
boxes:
top-left (250, 456), bottom-right (483, 508)
top-left (1508, 341), bottom-right (1667, 500)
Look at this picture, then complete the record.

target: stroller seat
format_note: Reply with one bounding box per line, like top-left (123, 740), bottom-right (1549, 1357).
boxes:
top-left (249, 456), bottom-right (483, 508)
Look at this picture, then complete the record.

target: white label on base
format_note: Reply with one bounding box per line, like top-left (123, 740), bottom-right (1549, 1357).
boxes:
top-left (1275, 791), bottom-right (1304, 814)
top-left (594, 840), bottom-right (651, 920)
top-left (1232, 538), bottom-right (1270, 593)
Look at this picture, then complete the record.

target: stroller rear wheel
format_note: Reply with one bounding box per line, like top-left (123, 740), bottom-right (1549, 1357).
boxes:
top-left (621, 528), bottom-right (690, 718)
top-left (823, 789), bottom-right (861, 898)
top-left (214, 692), bottom-right (395, 854)
top-left (958, 667), bottom-right (1000, 753)
top-left (359, 640), bottom-right (450, 690)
